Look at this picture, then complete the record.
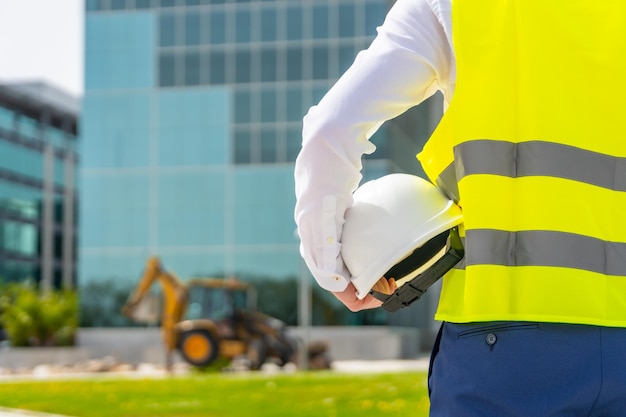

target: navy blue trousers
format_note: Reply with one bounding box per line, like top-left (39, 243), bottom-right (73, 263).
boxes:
top-left (428, 322), bottom-right (626, 417)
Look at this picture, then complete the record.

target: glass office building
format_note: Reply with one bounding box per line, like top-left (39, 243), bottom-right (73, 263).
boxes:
top-left (0, 82), bottom-right (79, 290)
top-left (82, 0), bottom-right (442, 325)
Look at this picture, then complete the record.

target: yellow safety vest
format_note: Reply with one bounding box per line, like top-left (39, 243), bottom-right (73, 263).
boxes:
top-left (419, 0), bottom-right (626, 327)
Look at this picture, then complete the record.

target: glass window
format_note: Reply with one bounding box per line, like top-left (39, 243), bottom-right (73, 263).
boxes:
top-left (48, 126), bottom-right (66, 150)
top-left (159, 52), bottom-right (176, 86)
top-left (159, 12), bottom-right (176, 47)
top-left (86, 0), bottom-right (103, 11)
top-left (312, 5), bottom-right (329, 39)
top-left (339, 43), bottom-right (358, 74)
top-left (286, 7), bottom-right (302, 40)
top-left (209, 11), bottom-right (226, 44)
top-left (286, 125), bottom-right (302, 162)
top-left (312, 46), bottom-right (329, 80)
top-left (236, 10), bottom-right (252, 43)
top-left (160, 0), bottom-right (176, 7)
top-left (185, 12), bottom-right (201, 46)
top-left (234, 129), bottom-right (251, 164)
top-left (286, 87), bottom-right (303, 122)
top-left (260, 88), bottom-right (276, 123)
top-left (338, 4), bottom-right (356, 37)
top-left (110, 0), bottom-right (126, 10)
top-left (260, 8), bottom-right (277, 42)
top-left (285, 47), bottom-right (302, 81)
top-left (260, 48), bottom-right (277, 82)
top-left (136, 0), bottom-right (152, 8)
top-left (200, 0), bottom-right (225, 4)
top-left (209, 51), bottom-right (226, 84)
top-left (234, 90), bottom-right (252, 123)
top-left (367, 124), bottom-right (388, 159)
top-left (365, 2), bottom-right (387, 36)
top-left (312, 84), bottom-right (330, 105)
top-left (185, 51), bottom-right (201, 85)
top-left (19, 116), bottom-right (40, 139)
top-left (235, 50), bottom-right (251, 83)
top-left (0, 106), bottom-right (14, 131)
top-left (260, 128), bottom-right (276, 163)
top-left (185, 0), bottom-right (200, 5)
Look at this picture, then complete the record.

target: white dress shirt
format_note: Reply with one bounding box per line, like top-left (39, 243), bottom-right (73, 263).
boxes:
top-left (294, 0), bottom-right (455, 292)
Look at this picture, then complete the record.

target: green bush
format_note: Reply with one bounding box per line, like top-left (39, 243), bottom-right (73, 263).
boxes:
top-left (0, 282), bottom-right (78, 347)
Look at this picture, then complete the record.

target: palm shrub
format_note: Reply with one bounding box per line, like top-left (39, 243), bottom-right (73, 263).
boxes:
top-left (0, 282), bottom-right (78, 347)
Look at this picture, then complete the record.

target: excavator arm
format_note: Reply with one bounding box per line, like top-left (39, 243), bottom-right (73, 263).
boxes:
top-left (122, 257), bottom-right (189, 366)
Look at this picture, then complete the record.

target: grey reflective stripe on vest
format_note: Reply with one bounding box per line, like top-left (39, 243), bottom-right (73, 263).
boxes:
top-left (436, 140), bottom-right (626, 273)
top-left (437, 140), bottom-right (626, 200)
top-left (461, 229), bottom-right (626, 276)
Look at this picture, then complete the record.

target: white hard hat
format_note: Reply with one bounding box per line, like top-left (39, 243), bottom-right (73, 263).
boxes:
top-left (341, 173), bottom-right (464, 306)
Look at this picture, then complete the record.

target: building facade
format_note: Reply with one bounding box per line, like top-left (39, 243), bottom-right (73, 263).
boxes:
top-left (0, 82), bottom-right (79, 290)
top-left (82, 0), bottom-right (442, 326)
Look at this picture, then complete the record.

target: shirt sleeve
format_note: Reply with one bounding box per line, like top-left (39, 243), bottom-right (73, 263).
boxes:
top-left (294, 0), bottom-right (453, 292)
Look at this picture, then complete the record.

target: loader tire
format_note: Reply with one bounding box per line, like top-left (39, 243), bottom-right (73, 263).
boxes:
top-left (178, 329), bottom-right (219, 367)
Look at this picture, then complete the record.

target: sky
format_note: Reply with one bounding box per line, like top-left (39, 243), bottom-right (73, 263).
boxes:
top-left (0, 0), bottom-right (84, 98)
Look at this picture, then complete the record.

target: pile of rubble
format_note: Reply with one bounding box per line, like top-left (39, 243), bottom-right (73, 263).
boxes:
top-left (0, 356), bottom-right (190, 379)
top-left (0, 356), bottom-right (308, 380)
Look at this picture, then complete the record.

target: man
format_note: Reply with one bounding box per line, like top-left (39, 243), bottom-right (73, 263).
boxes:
top-left (294, 0), bottom-right (626, 415)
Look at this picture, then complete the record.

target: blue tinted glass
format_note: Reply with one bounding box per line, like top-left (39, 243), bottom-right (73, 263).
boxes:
top-left (86, 0), bottom-right (102, 11)
top-left (157, 89), bottom-right (230, 165)
top-left (234, 90), bottom-right (251, 123)
top-left (0, 106), bottom-right (13, 130)
top-left (234, 129), bottom-right (251, 164)
top-left (233, 167), bottom-right (297, 244)
top-left (338, 4), bottom-right (356, 37)
top-left (236, 10), bottom-right (252, 43)
top-left (260, 128), bottom-right (275, 163)
top-left (185, 0), bottom-right (200, 5)
top-left (285, 47), bottom-right (302, 81)
top-left (2, 221), bottom-right (37, 256)
top-left (185, 51), bottom-right (201, 85)
top-left (260, 8), bottom-right (277, 42)
top-left (312, 5), bottom-right (329, 39)
top-left (235, 50), bottom-right (251, 83)
top-left (47, 127), bottom-right (66, 150)
top-left (286, 87), bottom-right (303, 122)
top-left (86, 13), bottom-right (155, 89)
top-left (365, 2), bottom-right (387, 36)
top-left (160, 0), bottom-right (176, 7)
top-left (286, 125), bottom-right (302, 162)
top-left (209, 11), bottom-right (226, 44)
top-left (260, 88), bottom-right (276, 123)
top-left (136, 0), bottom-right (152, 8)
top-left (110, 0), bottom-right (126, 10)
top-left (185, 12), bottom-right (200, 46)
top-left (260, 48), bottom-right (277, 82)
top-left (367, 124), bottom-right (388, 159)
top-left (339, 43), bottom-right (358, 73)
top-left (312, 46), bottom-right (328, 80)
top-left (159, 13), bottom-right (176, 46)
top-left (313, 84), bottom-right (330, 105)
top-left (210, 51), bottom-right (226, 84)
top-left (0, 142), bottom-right (33, 179)
top-left (80, 174), bottom-right (150, 247)
top-left (19, 116), bottom-right (40, 139)
top-left (286, 7), bottom-right (302, 40)
top-left (159, 52), bottom-right (176, 86)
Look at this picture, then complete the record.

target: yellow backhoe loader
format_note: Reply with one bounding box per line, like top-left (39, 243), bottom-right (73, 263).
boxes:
top-left (122, 257), bottom-right (299, 370)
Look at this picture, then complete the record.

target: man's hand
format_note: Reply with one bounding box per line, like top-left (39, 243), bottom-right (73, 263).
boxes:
top-left (332, 277), bottom-right (397, 312)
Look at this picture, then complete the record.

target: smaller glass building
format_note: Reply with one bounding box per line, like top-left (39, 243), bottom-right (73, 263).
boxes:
top-left (0, 82), bottom-right (79, 290)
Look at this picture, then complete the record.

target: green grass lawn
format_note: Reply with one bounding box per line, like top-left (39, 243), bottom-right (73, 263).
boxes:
top-left (0, 371), bottom-right (430, 417)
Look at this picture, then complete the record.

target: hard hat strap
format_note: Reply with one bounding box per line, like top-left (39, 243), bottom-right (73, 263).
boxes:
top-left (370, 227), bottom-right (464, 313)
